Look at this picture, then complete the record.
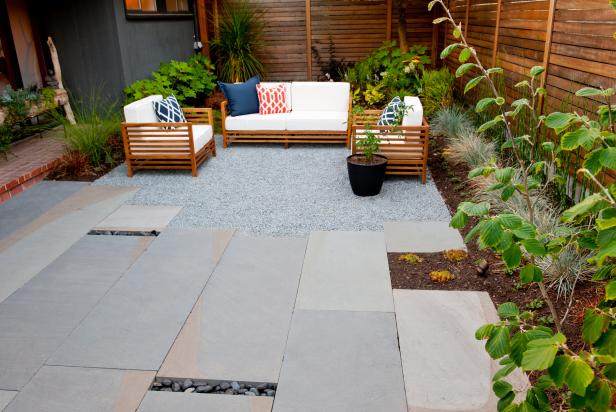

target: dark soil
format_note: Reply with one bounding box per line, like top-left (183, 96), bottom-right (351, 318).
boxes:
top-left (388, 134), bottom-right (603, 352)
top-left (347, 154), bottom-right (387, 166)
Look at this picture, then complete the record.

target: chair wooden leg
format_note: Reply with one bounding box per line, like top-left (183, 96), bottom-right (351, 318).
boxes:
top-left (212, 141), bottom-right (217, 157)
top-left (126, 160), bottom-right (134, 177)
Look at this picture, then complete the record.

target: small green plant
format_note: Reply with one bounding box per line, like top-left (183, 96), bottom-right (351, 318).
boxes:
top-left (210, 0), bottom-right (264, 83)
top-left (356, 130), bottom-right (381, 161)
top-left (526, 298), bottom-right (545, 310)
top-left (420, 67), bottom-right (455, 116)
top-left (124, 54), bottom-right (216, 106)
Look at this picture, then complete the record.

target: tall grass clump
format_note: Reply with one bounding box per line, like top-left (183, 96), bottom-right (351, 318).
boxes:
top-left (430, 105), bottom-right (473, 139)
top-left (55, 92), bottom-right (121, 168)
top-left (211, 1), bottom-right (264, 83)
top-left (446, 127), bottom-right (496, 169)
top-left (420, 67), bottom-right (455, 117)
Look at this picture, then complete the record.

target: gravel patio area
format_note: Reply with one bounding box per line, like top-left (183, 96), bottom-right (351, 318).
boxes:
top-left (94, 136), bottom-right (451, 235)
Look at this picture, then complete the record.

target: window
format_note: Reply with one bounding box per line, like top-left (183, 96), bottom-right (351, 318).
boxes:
top-left (124, 0), bottom-right (192, 18)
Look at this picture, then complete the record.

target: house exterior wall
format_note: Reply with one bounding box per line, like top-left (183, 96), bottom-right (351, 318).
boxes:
top-left (112, 0), bottom-right (195, 87)
top-left (6, 0), bottom-right (41, 87)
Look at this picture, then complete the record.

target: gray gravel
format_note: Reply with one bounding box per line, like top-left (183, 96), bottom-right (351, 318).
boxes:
top-left (94, 136), bottom-right (451, 235)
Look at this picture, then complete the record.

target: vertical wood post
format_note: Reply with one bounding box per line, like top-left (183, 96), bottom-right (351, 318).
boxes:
top-left (431, 6), bottom-right (439, 65)
top-left (491, 0), bottom-right (502, 67)
top-left (305, 0), bottom-right (312, 80)
top-left (196, 0), bottom-right (209, 56)
top-left (386, 0), bottom-right (392, 41)
top-left (212, 0), bottom-right (220, 40)
top-left (540, 0), bottom-right (556, 91)
top-left (464, 0), bottom-right (471, 35)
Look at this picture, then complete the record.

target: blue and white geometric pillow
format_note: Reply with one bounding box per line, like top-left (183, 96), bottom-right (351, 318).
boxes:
top-left (153, 94), bottom-right (187, 123)
top-left (377, 96), bottom-right (403, 126)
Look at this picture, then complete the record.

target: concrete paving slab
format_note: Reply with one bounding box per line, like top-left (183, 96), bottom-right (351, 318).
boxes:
top-left (0, 390), bottom-right (16, 410)
top-left (273, 310), bottom-right (407, 412)
top-left (0, 181), bottom-right (87, 240)
top-left (295, 231), bottom-right (394, 312)
top-left (159, 234), bottom-right (307, 383)
top-left (0, 235), bottom-right (151, 391)
top-left (95, 204), bottom-right (182, 231)
top-left (5, 366), bottom-right (153, 412)
top-left (394, 290), bottom-right (527, 412)
top-left (384, 221), bottom-right (466, 253)
top-left (0, 185), bottom-right (138, 304)
top-left (48, 228), bottom-right (234, 371)
top-left (138, 392), bottom-right (273, 412)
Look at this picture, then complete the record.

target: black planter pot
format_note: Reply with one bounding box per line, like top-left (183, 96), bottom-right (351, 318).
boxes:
top-left (347, 154), bottom-right (388, 196)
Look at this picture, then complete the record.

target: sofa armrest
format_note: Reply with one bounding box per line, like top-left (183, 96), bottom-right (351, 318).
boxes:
top-left (182, 107), bottom-right (214, 126)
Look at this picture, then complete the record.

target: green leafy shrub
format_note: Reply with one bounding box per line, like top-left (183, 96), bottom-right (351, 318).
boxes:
top-left (124, 54), bottom-right (216, 106)
top-left (356, 130), bottom-right (381, 161)
top-left (210, 0), bottom-right (264, 83)
top-left (432, 0), bottom-right (616, 408)
top-left (420, 67), bottom-right (455, 116)
top-left (344, 41), bottom-right (431, 107)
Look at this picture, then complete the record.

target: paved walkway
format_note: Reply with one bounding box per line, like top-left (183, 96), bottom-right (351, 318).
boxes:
top-left (0, 181), bottom-right (526, 411)
top-left (0, 128), bottom-right (66, 204)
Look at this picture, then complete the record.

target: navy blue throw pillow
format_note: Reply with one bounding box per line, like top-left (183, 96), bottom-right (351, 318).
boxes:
top-left (218, 76), bottom-right (261, 117)
top-left (377, 96), bottom-right (404, 126)
top-left (153, 94), bottom-right (186, 123)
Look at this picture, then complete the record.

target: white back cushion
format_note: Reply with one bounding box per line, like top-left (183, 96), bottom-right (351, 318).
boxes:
top-left (291, 82), bottom-right (350, 112)
top-left (124, 95), bottom-right (163, 123)
top-left (402, 96), bottom-right (423, 126)
top-left (261, 82), bottom-right (292, 110)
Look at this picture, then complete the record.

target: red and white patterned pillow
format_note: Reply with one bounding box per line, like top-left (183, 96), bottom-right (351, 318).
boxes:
top-left (256, 84), bottom-right (289, 115)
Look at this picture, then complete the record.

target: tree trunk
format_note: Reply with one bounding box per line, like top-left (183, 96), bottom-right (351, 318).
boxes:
top-left (397, 0), bottom-right (408, 52)
top-left (46, 37), bottom-right (76, 125)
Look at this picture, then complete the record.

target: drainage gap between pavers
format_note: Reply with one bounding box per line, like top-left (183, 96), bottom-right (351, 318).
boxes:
top-left (87, 229), bottom-right (160, 237)
top-left (151, 378), bottom-right (276, 398)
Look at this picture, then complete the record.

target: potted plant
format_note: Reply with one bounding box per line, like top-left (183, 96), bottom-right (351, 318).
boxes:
top-left (347, 130), bottom-right (388, 196)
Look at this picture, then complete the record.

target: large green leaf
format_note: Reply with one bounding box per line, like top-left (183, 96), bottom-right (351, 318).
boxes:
top-left (529, 66), bottom-right (545, 78)
top-left (562, 194), bottom-right (605, 222)
top-left (464, 76), bottom-right (484, 94)
top-left (591, 238), bottom-right (616, 267)
top-left (561, 127), bottom-right (598, 151)
top-left (576, 86), bottom-right (609, 98)
top-left (586, 378), bottom-right (612, 412)
top-left (564, 358), bottom-right (594, 396)
top-left (480, 220), bottom-right (504, 247)
top-left (493, 380), bottom-right (513, 398)
top-left (520, 264), bottom-right (543, 284)
top-left (498, 214), bottom-right (524, 229)
top-left (459, 201), bottom-right (490, 216)
top-left (456, 62), bottom-right (477, 78)
top-left (606, 279), bottom-right (616, 301)
top-left (478, 116), bottom-right (504, 132)
top-left (495, 167), bottom-right (515, 184)
top-left (502, 243), bottom-right (522, 269)
top-left (498, 302), bottom-right (520, 319)
top-left (450, 210), bottom-right (469, 229)
top-left (520, 238), bottom-right (546, 257)
top-left (476, 323), bottom-right (495, 340)
top-left (512, 223), bottom-right (536, 239)
top-left (582, 309), bottom-right (609, 344)
top-left (486, 327), bottom-right (511, 359)
top-left (522, 337), bottom-right (559, 370)
top-left (548, 355), bottom-right (572, 388)
top-left (545, 112), bottom-right (576, 129)
top-left (440, 43), bottom-right (460, 59)
top-left (476, 97), bottom-right (497, 113)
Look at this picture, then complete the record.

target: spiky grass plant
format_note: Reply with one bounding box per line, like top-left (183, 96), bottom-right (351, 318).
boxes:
top-left (211, 1), bottom-right (264, 83)
top-left (430, 105), bottom-right (473, 139)
top-left (446, 127), bottom-right (496, 169)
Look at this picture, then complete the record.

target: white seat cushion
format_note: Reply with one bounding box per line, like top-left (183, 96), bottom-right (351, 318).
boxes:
top-left (124, 95), bottom-right (163, 123)
top-left (291, 82), bottom-right (350, 112)
top-left (285, 111), bottom-right (348, 132)
top-left (402, 96), bottom-right (423, 127)
top-left (225, 113), bottom-right (288, 131)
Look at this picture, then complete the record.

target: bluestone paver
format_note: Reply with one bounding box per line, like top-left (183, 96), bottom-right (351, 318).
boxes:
top-left (0, 390), bottom-right (16, 410)
top-left (138, 392), bottom-right (273, 412)
top-left (159, 234), bottom-right (307, 383)
top-left (295, 231), bottom-right (394, 312)
top-left (48, 228), bottom-right (234, 370)
top-left (273, 310), bottom-right (407, 412)
top-left (394, 290), bottom-right (528, 411)
top-left (5, 366), bottom-right (153, 412)
top-left (384, 221), bottom-right (466, 253)
top-left (0, 235), bottom-right (150, 391)
top-left (0, 181), bottom-right (86, 240)
top-left (95, 204), bottom-right (182, 231)
top-left (0, 185), bottom-right (137, 303)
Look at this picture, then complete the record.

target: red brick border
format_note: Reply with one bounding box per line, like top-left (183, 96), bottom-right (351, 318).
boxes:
top-left (0, 158), bottom-right (61, 204)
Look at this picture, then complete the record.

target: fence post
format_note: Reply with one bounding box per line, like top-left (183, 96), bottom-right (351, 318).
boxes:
top-left (386, 0), bottom-right (392, 41)
top-left (306, 0), bottom-right (312, 80)
top-left (491, 0), bottom-right (502, 67)
top-left (432, 5), bottom-right (439, 65)
top-left (464, 0), bottom-right (471, 36)
top-left (196, 0), bottom-right (209, 57)
top-left (539, 0), bottom-right (557, 111)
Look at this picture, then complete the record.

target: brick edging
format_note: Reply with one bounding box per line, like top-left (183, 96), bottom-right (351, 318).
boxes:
top-left (0, 158), bottom-right (61, 204)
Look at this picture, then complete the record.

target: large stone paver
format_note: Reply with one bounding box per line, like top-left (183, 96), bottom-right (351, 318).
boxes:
top-left (295, 231), bottom-right (394, 312)
top-left (273, 310), bottom-right (407, 412)
top-left (384, 221), bottom-right (466, 253)
top-left (0, 181), bottom-right (86, 240)
top-left (5, 366), bottom-right (153, 412)
top-left (95, 204), bottom-right (182, 231)
top-left (394, 290), bottom-right (527, 412)
top-left (0, 185), bottom-right (137, 304)
top-left (0, 235), bottom-right (150, 391)
top-left (0, 390), bottom-right (16, 410)
top-left (47, 228), bottom-right (234, 370)
top-left (138, 392), bottom-right (273, 412)
top-left (159, 234), bottom-right (307, 383)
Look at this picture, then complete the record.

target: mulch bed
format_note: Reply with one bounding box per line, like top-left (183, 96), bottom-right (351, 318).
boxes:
top-left (388, 134), bottom-right (603, 351)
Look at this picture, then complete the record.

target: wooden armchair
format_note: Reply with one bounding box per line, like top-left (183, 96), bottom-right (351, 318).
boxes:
top-left (352, 109), bottom-right (430, 184)
top-left (121, 99), bottom-right (216, 177)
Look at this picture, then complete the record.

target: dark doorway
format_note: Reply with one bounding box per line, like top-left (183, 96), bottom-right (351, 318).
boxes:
top-left (0, 0), bottom-right (22, 88)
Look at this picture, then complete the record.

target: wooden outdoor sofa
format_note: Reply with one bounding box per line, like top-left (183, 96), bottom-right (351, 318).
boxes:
top-left (352, 96), bottom-right (430, 183)
top-left (121, 96), bottom-right (216, 177)
top-left (221, 82), bottom-right (352, 148)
